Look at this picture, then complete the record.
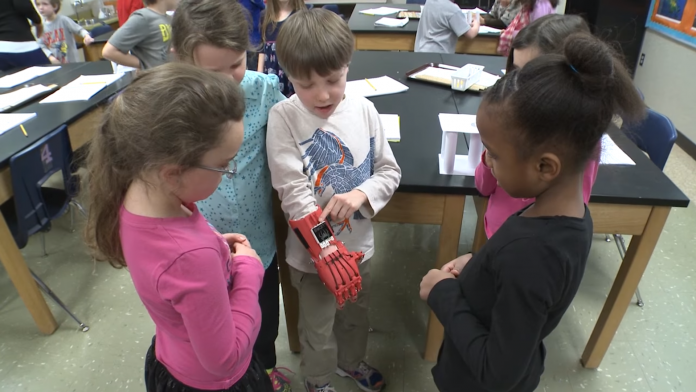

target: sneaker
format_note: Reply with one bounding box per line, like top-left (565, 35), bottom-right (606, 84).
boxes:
top-left (335, 361), bottom-right (385, 392)
top-left (268, 367), bottom-right (293, 392)
top-left (304, 380), bottom-right (336, 392)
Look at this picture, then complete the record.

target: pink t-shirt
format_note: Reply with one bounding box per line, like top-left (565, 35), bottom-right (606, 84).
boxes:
top-left (475, 151), bottom-right (599, 238)
top-left (530, 0), bottom-right (556, 22)
top-left (120, 204), bottom-right (264, 390)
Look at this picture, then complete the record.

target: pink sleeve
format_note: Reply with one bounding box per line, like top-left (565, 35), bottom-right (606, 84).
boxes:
top-left (530, 0), bottom-right (555, 22)
top-left (475, 152), bottom-right (498, 196)
top-left (157, 249), bottom-right (264, 377)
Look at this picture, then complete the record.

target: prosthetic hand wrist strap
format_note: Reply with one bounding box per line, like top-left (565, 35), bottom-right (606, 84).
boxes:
top-left (289, 207), bottom-right (364, 307)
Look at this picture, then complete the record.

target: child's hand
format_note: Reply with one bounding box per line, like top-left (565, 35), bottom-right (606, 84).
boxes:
top-left (232, 243), bottom-right (262, 265)
top-left (222, 233), bottom-right (251, 248)
top-left (320, 190), bottom-right (368, 222)
top-left (318, 245), bottom-right (339, 259)
top-left (420, 269), bottom-right (455, 300)
top-left (83, 35), bottom-right (94, 45)
top-left (48, 55), bottom-right (61, 65)
top-left (440, 253), bottom-right (473, 277)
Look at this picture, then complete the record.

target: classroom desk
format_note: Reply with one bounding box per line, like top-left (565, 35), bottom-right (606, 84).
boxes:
top-left (276, 51), bottom-right (691, 367)
top-left (349, 3), bottom-right (500, 55)
top-left (0, 62), bottom-right (133, 334)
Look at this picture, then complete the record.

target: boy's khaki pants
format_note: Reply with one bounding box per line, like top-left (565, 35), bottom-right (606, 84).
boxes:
top-left (289, 260), bottom-right (371, 386)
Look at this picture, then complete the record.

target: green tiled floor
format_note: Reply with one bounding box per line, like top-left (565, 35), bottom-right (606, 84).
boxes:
top-left (1, 146), bottom-right (695, 391)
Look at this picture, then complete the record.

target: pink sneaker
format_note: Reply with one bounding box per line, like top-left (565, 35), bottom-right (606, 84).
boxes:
top-left (268, 367), bottom-right (293, 392)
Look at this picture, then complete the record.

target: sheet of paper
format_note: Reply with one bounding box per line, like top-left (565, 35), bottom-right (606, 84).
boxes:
top-left (40, 73), bottom-right (125, 103)
top-left (0, 66), bottom-right (60, 89)
top-left (600, 134), bottom-right (635, 165)
top-left (438, 113), bottom-right (478, 134)
top-left (359, 7), bottom-right (406, 15)
top-left (476, 71), bottom-right (501, 88)
top-left (501, 69), bottom-right (506, 75)
top-left (0, 112), bottom-right (37, 136)
top-left (374, 17), bottom-right (409, 27)
top-left (0, 84), bottom-right (53, 111)
top-left (463, 7), bottom-right (487, 14)
top-left (479, 26), bottom-right (503, 34)
top-left (380, 114), bottom-right (400, 142)
top-left (345, 76), bottom-right (409, 98)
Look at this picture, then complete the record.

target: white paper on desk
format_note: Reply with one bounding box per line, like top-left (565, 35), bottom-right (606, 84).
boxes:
top-left (600, 134), bottom-right (635, 165)
top-left (0, 112), bottom-right (36, 136)
top-left (360, 7), bottom-right (406, 15)
top-left (476, 72), bottom-right (501, 88)
top-left (380, 114), bottom-right (401, 142)
top-left (0, 66), bottom-right (59, 89)
top-left (0, 84), bottom-right (53, 111)
top-left (479, 26), bottom-right (503, 35)
top-left (345, 76), bottom-right (409, 98)
top-left (40, 73), bottom-right (125, 103)
top-left (374, 17), bottom-right (409, 27)
top-left (463, 7), bottom-right (487, 14)
top-left (438, 113), bottom-right (478, 134)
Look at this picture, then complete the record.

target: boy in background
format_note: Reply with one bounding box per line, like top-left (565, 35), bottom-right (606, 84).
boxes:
top-left (267, 9), bottom-right (401, 392)
top-left (103, 0), bottom-right (176, 70)
top-left (415, 0), bottom-right (480, 54)
top-left (36, 0), bottom-right (94, 64)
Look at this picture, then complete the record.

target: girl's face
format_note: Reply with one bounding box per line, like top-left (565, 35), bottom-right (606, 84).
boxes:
top-left (174, 120), bottom-right (244, 203)
top-left (477, 104), bottom-right (541, 199)
top-left (192, 44), bottom-right (247, 84)
top-left (512, 46), bottom-right (540, 70)
top-left (36, 0), bottom-right (57, 17)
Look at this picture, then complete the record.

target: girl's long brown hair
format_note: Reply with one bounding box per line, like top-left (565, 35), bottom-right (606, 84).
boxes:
top-left (261, 0), bottom-right (307, 43)
top-left (84, 63), bottom-right (245, 268)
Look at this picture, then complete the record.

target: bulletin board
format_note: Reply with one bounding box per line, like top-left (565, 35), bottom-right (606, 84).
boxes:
top-left (646, 0), bottom-right (696, 48)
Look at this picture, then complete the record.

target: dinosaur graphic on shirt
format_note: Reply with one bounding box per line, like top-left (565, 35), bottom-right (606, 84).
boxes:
top-left (300, 129), bottom-right (375, 235)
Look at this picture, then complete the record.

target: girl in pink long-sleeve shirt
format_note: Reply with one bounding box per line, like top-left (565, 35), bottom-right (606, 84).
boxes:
top-left (479, 14), bottom-right (599, 238)
top-left (84, 63), bottom-right (273, 392)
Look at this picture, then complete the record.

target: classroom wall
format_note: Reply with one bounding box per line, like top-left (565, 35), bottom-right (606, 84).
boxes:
top-left (633, 29), bottom-right (696, 143)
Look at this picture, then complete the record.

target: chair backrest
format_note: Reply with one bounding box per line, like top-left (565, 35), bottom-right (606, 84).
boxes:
top-left (621, 108), bottom-right (677, 171)
top-left (9, 125), bottom-right (74, 248)
top-left (89, 24), bottom-right (113, 38)
top-left (407, 0), bottom-right (427, 4)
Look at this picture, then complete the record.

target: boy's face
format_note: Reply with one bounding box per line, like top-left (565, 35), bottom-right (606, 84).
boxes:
top-left (191, 44), bottom-right (247, 84)
top-left (289, 67), bottom-right (348, 119)
top-left (36, 0), bottom-right (57, 17)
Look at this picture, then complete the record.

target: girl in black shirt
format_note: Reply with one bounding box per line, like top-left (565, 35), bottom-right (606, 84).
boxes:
top-left (419, 33), bottom-right (646, 392)
top-left (0, 0), bottom-right (50, 71)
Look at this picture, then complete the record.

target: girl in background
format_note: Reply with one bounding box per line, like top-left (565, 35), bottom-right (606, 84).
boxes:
top-left (258, 0), bottom-right (306, 97)
top-left (480, 14), bottom-right (596, 239)
top-left (497, 0), bottom-right (558, 55)
top-left (85, 63), bottom-right (272, 392)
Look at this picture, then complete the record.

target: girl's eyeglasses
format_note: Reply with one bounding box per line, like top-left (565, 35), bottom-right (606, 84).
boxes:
top-left (196, 160), bottom-right (237, 179)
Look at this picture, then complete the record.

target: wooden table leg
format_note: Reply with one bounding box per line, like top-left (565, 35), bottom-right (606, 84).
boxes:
top-left (273, 193), bottom-right (301, 353)
top-left (424, 194), bottom-right (466, 361)
top-left (0, 214), bottom-right (58, 334)
top-left (581, 206), bottom-right (671, 368)
top-left (472, 196), bottom-right (488, 252)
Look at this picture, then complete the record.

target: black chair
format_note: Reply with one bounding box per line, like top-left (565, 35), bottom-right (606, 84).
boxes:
top-left (612, 108), bottom-right (677, 307)
top-left (89, 24), bottom-right (113, 39)
top-left (0, 125), bottom-right (89, 331)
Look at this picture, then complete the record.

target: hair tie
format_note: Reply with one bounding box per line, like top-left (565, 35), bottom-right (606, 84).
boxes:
top-left (569, 64), bottom-right (579, 74)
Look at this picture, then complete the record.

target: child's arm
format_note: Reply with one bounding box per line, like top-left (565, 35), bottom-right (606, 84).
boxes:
top-left (267, 106), bottom-right (319, 220)
top-left (474, 150), bottom-right (498, 196)
top-left (64, 17), bottom-right (94, 45)
top-left (158, 248), bottom-right (264, 376)
top-left (102, 14), bottom-right (146, 68)
top-left (427, 240), bottom-right (562, 391)
top-left (257, 53), bottom-right (265, 73)
top-left (448, 10), bottom-right (480, 39)
top-left (354, 105), bottom-right (401, 218)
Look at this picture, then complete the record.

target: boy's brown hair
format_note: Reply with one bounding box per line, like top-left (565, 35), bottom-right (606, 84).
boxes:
top-left (39, 0), bottom-right (61, 13)
top-left (171, 0), bottom-right (250, 62)
top-left (84, 63), bottom-right (245, 268)
top-left (276, 9), bottom-right (354, 80)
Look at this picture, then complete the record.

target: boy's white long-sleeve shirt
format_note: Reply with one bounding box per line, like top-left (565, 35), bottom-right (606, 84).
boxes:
top-left (267, 94), bottom-right (401, 273)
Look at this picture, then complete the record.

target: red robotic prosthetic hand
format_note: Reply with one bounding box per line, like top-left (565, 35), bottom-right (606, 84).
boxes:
top-left (289, 207), bottom-right (364, 308)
